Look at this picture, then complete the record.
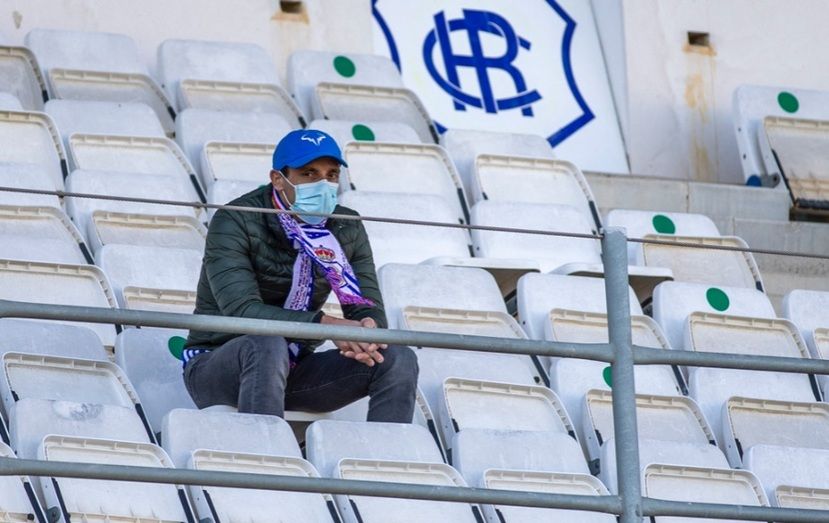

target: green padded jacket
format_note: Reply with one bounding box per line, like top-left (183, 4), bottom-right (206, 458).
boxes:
top-left (186, 184), bottom-right (387, 355)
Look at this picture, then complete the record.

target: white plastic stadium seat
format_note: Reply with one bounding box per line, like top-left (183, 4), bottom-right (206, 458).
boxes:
top-left (0, 162), bottom-right (62, 209)
top-left (38, 436), bottom-right (195, 523)
top-left (342, 142), bottom-right (469, 223)
top-left (722, 397), bottom-right (829, 468)
top-left (207, 179), bottom-right (262, 219)
top-left (643, 464), bottom-right (769, 520)
top-left (517, 273), bottom-right (642, 340)
top-left (0, 44), bottom-right (48, 110)
top-left (26, 28), bottom-right (175, 134)
top-left (66, 133), bottom-right (205, 203)
top-left (442, 128), bottom-right (555, 198)
top-left (0, 258), bottom-right (118, 348)
top-left (306, 420), bottom-right (444, 478)
top-left (437, 378), bottom-right (577, 454)
top-left (200, 141), bottom-right (273, 190)
top-left (483, 470), bottom-right (616, 523)
top-left (652, 281), bottom-right (776, 350)
top-left (0, 319), bottom-right (109, 361)
top-left (10, 397), bottom-right (151, 460)
top-left (65, 169), bottom-right (200, 245)
top-left (189, 450), bottom-right (340, 523)
top-left (400, 307), bottom-right (542, 394)
top-left (0, 109), bottom-right (67, 187)
top-left (451, 429), bottom-right (589, 488)
top-left (339, 191), bottom-right (471, 267)
top-left (175, 107), bottom-right (292, 174)
top-left (582, 390), bottom-right (717, 474)
top-left (471, 156), bottom-right (599, 229)
top-left (88, 211), bottom-right (206, 255)
top-left (0, 441), bottom-right (47, 521)
top-left (471, 200), bottom-right (600, 272)
top-left (45, 99), bottom-right (165, 151)
top-left (0, 352), bottom-right (152, 433)
top-left (733, 84), bottom-right (829, 186)
top-left (641, 233), bottom-right (764, 291)
top-left (306, 420), bottom-right (478, 523)
top-left (158, 38), bottom-right (304, 126)
top-left (96, 244), bottom-right (202, 307)
top-left (162, 408), bottom-right (301, 469)
top-left (606, 209), bottom-right (721, 265)
top-left (760, 116), bottom-right (829, 209)
top-left (783, 288), bottom-right (829, 358)
top-left (0, 206), bottom-right (90, 264)
top-left (379, 264), bottom-right (508, 327)
top-left (313, 83), bottom-right (438, 143)
top-left (600, 438), bottom-right (729, 495)
top-left (547, 311), bottom-right (683, 434)
top-left (683, 312), bottom-right (818, 442)
top-left (287, 50), bottom-right (403, 119)
top-left (116, 330), bottom-right (196, 433)
top-left (310, 119), bottom-right (422, 146)
top-left (744, 444), bottom-right (829, 502)
top-left (121, 288), bottom-right (197, 317)
top-left (775, 486), bottom-right (829, 511)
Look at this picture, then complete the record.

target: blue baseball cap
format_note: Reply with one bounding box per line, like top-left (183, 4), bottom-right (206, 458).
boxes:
top-left (272, 129), bottom-right (348, 170)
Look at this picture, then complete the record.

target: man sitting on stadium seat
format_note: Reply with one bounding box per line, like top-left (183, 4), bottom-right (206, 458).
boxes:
top-left (181, 129), bottom-right (418, 422)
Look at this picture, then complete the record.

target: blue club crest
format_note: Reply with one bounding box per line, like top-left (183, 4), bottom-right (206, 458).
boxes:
top-left (373, 0), bottom-right (595, 147)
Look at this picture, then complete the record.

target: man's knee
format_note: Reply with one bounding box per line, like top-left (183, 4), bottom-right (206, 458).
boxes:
top-left (239, 335), bottom-right (291, 369)
top-left (377, 345), bottom-right (419, 382)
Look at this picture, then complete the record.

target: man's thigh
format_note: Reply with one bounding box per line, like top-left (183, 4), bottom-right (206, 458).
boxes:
top-left (284, 349), bottom-right (374, 413)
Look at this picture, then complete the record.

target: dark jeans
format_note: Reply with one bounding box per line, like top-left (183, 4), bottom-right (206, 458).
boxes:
top-left (183, 335), bottom-right (419, 423)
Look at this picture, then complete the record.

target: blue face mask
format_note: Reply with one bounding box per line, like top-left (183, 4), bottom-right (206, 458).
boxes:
top-left (283, 176), bottom-right (338, 225)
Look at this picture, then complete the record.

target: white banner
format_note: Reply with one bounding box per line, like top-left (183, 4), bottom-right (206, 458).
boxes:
top-left (372, 0), bottom-right (629, 174)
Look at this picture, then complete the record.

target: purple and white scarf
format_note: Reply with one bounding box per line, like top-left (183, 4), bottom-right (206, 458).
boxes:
top-left (272, 189), bottom-right (374, 363)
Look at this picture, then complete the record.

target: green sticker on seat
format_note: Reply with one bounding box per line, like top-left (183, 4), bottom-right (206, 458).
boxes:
top-left (351, 123), bottom-right (375, 141)
top-left (168, 336), bottom-right (187, 360)
top-left (333, 55), bottom-right (356, 78)
top-left (778, 91), bottom-right (799, 113)
top-left (706, 287), bottom-right (730, 312)
top-left (652, 214), bottom-right (676, 234)
top-left (602, 366), bottom-right (613, 388)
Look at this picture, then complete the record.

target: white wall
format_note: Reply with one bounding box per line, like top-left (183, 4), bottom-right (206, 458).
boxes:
top-left (597, 0), bottom-right (829, 183)
top-left (0, 0), bottom-right (372, 82)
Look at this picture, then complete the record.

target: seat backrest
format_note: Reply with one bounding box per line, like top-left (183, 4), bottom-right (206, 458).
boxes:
top-left (732, 84), bottom-right (829, 186)
top-left (46, 100), bottom-right (165, 150)
top-left (305, 420), bottom-right (443, 478)
top-left (288, 50), bottom-right (403, 117)
top-left (342, 141), bottom-right (468, 223)
top-left (39, 435), bottom-right (194, 523)
top-left (442, 128), bottom-right (554, 198)
top-left (0, 205), bottom-right (89, 265)
top-left (162, 408), bottom-right (301, 469)
top-left (175, 107), bottom-right (291, 169)
top-left (379, 263), bottom-right (506, 327)
top-left (652, 281), bottom-right (775, 350)
top-left (25, 28), bottom-right (146, 75)
top-left (158, 39), bottom-right (280, 109)
top-left (517, 273), bottom-right (642, 340)
top-left (10, 397), bottom-right (150, 459)
top-left (783, 288), bottom-right (829, 353)
top-left (339, 191), bottom-right (470, 267)
top-left (471, 200), bottom-right (601, 272)
top-left (452, 429), bottom-right (588, 488)
top-left (309, 119), bottom-right (421, 147)
top-left (115, 330), bottom-right (196, 434)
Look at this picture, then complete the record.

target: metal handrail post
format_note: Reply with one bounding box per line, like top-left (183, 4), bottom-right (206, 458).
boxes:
top-left (602, 227), bottom-right (643, 523)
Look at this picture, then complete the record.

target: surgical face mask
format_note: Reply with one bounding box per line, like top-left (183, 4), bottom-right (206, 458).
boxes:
top-left (282, 175), bottom-right (338, 225)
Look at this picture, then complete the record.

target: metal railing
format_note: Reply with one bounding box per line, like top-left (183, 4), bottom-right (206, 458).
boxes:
top-left (0, 228), bottom-right (827, 522)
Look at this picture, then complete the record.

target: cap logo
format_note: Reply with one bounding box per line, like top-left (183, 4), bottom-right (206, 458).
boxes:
top-left (301, 133), bottom-right (327, 146)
